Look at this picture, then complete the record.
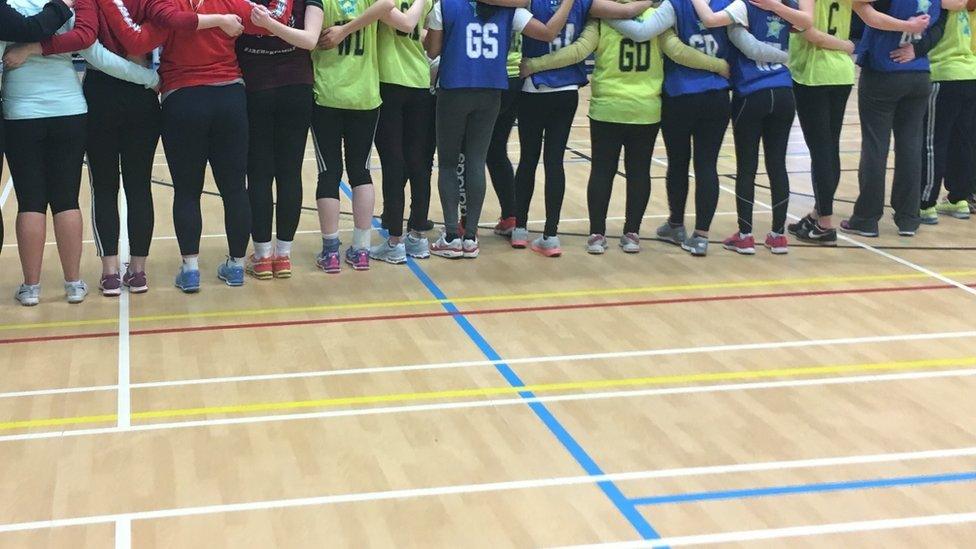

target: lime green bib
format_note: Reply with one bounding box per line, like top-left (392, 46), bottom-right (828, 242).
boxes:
top-left (588, 12), bottom-right (663, 125)
top-left (507, 32), bottom-right (523, 79)
top-left (377, 0), bottom-right (432, 88)
top-left (971, 11), bottom-right (975, 53)
top-left (930, 11), bottom-right (976, 82)
top-left (312, 0), bottom-right (381, 110)
top-left (789, 0), bottom-right (855, 86)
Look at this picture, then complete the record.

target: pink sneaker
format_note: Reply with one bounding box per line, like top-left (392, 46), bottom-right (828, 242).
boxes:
top-left (722, 232), bottom-right (756, 255)
top-left (345, 247), bottom-right (370, 271)
top-left (462, 238), bottom-right (479, 258)
top-left (316, 250), bottom-right (341, 274)
top-left (122, 270), bottom-right (149, 294)
top-left (764, 232), bottom-right (789, 254)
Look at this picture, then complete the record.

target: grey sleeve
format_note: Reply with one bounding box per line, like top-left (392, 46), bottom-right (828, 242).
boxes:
top-left (605, 0), bottom-right (675, 42)
top-left (728, 24), bottom-right (789, 65)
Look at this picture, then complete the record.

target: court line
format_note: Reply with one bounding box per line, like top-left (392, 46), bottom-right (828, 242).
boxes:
top-left (2, 366), bottom-right (975, 444)
top-left (2, 269), bottom-right (974, 333)
top-left (2, 355), bottom-right (974, 432)
top-left (557, 512), bottom-right (976, 548)
top-left (114, 519), bottom-right (130, 549)
top-left (0, 177), bottom-right (12, 208)
top-left (1, 446), bottom-right (974, 534)
top-left (5, 328), bottom-right (974, 402)
top-left (627, 471), bottom-right (976, 506)
top-left (117, 193), bottom-right (131, 428)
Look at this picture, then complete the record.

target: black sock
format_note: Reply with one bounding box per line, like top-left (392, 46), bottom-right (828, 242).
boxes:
top-left (446, 233), bottom-right (459, 242)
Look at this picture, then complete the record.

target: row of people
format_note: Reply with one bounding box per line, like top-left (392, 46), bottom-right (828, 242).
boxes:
top-left (1, 0), bottom-right (973, 307)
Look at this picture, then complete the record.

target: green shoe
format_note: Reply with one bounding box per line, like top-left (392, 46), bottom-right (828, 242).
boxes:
top-left (920, 206), bottom-right (938, 225)
top-left (935, 199), bottom-right (970, 220)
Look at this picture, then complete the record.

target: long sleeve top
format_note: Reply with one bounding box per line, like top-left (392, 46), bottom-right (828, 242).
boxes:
top-left (0, 0), bottom-right (70, 41)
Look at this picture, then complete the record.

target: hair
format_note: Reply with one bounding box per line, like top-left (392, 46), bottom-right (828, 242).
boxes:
top-left (475, 1), bottom-right (499, 20)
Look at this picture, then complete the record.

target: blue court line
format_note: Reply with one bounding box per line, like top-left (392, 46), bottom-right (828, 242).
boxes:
top-left (627, 471), bottom-right (976, 507)
top-left (338, 183), bottom-right (662, 541)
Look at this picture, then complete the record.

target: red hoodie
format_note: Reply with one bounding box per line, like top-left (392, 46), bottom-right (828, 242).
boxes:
top-left (92, 0), bottom-right (291, 95)
top-left (41, 0), bottom-right (197, 56)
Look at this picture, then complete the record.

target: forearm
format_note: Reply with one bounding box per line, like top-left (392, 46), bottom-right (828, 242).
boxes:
top-left (262, 17), bottom-right (320, 48)
top-left (853, 3), bottom-right (913, 32)
top-left (801, 26), bottom-right (853, 52)
top-left (525, 19), bottom-right (597, 73)
top-left (41, 0), bottom-right (98, 55)
top-left (605, 1), bottom-right (675, 41)
top-left (913, 8), bottom-right (946, 56)
top-left (0, 0), bottom-right (71, 42)
top-left (728, 24), bottom-right (789, 63)
top-left (341, 0), bottom-right (394, 35)
top-left (81, 39), bottom-right (160, 88)
top-left (589, 0), bottom-right (652, 19)
top-left (94, 0), bottom-right (170, 54)
top-left (689, 0), bottom-right (731, 27)
top-left (145, 0), bottom-right (199, 31)
top-left (382, 0), bottom-right (426, 33)
top-left (766, 0), bottom-right (812, 30)
top-left (662, 28), bottom-right (726, 72)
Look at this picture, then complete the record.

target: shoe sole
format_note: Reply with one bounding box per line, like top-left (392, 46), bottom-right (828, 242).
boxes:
top-left (67, 296), bottom-right (87, 304)
top-left (723, 244), bottom-right (755, 255)
top-left (273, 270), bottom-right (292, 279)
top-left (920, 217), bottom-right (939, 225)
top-left (407, 252), bottom-right (430, 259)
top-left (369, 254), bottom-right (407, 265)
top-left (938, 212), bottom-right (970, 220)
top-left (619, 245), bottom-right (640, 254)
top-left (511, 241), bottom-right (528, 249)
top-left (680, 243), bottom-right (707, 256)
top-left (531, 245), bottom-right (562, 257)
top-left (765, 245), bottom-right (789, 254)
top-left (176, 285), bottom-right (200, 293)
top-left (100, 287), bottom-right (122, 297)
top-left (17, 299), bottom-right (39, 307)
top-left (493, 228), bottom-right (514, 236)
top-left (218, 275), bottom-right (245, 287)
top-left (796, 236), bottom-right (838, 246)
top-left (839, 226), bottom-right (879, 237)
top-left (246, 269), bottom-right (274, 280)
top-left (898, 231), bottom-right (916, 237)
top-left (462, 250), bottom-right (479, 258)
top-left (126, 285), bottom-right (150, 293)
top-left (345, 261), bottom-right (370, 271)
top-left (586, 247), bottom-right (607, 255)
top-left (431, 250), bottom-right (463, 259)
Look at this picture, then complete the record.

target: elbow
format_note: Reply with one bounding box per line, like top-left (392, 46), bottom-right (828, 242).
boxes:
top-left (539, 28), bottom-right (561, 41)
top-left (796, 14), bottom-right (812, 30)
top-left (701, 16), bottom-right (725, 28)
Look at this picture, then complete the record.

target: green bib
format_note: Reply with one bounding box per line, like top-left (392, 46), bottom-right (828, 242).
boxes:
top-left (377, 0), bottom-right (432, 88)
top-left (789, 0), bottom-right (855, 86)
top-left (507, 32), bottom-right (522, 79)
top-left (312, 0), bottom-right (382, 109)
top-left (588, 13), bottom-right (663, 125)
top-left (930, 10), bottom-right (976, 82)
top-left (971, 11), bottom-right (975, 53)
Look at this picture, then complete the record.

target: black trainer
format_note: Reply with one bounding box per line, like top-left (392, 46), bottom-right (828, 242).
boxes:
top-left (839, 219), bottom-right (879, 237)
top-left (787, 214), bottom-right (815, 237)
top-left (795, 221), bottom-right (838, 245)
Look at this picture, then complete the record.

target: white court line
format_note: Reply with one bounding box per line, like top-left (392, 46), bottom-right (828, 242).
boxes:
top-left (0, 445), bottom-right (974, 533)
top-left (650, 155), bottom-right (976, 299)
top-left (0, 177), bottom-right (12, 208)
top-left (3, 330), bottom-right (974, 401)
top-left (558, 512), bottom-right (976, 548)
top-left (117, 192), bottom-right (131, 429)
top-left (114, 519), bottom-right (130, 549)
top-left (2, 366), bottom-right (976, 444)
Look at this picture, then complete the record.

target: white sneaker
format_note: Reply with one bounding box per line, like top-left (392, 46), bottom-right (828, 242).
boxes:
top-left (462, 238), bottom-right (479, 258)
top-left (369, 239), bottom-right (407, 264)
top-left (586, 234), bottom-right (608, 254)
top-left (619, 232), bottom-right (640, 253)
top-left (430, 233), bottom-right (463, 258)
top-left (65, 280), bottom-right (89, 304)
top-left (404, 233), bottom-right (430, 259)
top-left (15, 284), bottom-right (40, 307)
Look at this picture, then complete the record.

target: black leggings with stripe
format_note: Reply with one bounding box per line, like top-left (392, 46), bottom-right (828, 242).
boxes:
top-left (311, 105), bottom-right (379, 200)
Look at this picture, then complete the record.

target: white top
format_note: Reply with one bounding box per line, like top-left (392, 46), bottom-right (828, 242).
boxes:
top-left (723, 0), bottom-right (749, 27)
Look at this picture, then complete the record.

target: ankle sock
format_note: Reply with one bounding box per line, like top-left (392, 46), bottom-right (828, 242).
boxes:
top-left (445, 232), bottom-right (459, 243)
top-left (228, 257), bottom-right (245, 268)
top-left (322, 232), bottom-right (340, 253)
top-left (253, 241), bottom-right (273, 259)
top-left (275, 239), bottom-right (292, 257)
top-left (182, 257), bottom-right (199, 271)
top-left (353, 227), bottom-right (371, 250)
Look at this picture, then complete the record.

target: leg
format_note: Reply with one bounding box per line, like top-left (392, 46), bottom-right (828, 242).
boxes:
top-left (690, 90), bottom-right (730, 234)
top-left (5, 118), bottom-right (49, 285)
top-left (119, 84), bottom-right (161, 272)
top-left (730, 90), bottom-right (765, 235)
top-left (890, 73), bottom-right (930, 231)
top-left (246, 88), bottom-right (277, 249)
top-left (402, 88), bottom-right (436, 233)
top-left (208, 85), bottom-right (252, 259)
top-left (45, 115), bottom-right (87, 282)
top-left (460, 90), bottom-right (501, 238)
top-left (311, 104), bottom-right (344, 236)
top-left (586, 119), bottom-right (624, 236)
top-left (83, 71), bottom-right (123, 270)
top-left (944, 83), bottom-right (976, 204)
top-left (344, 107), bottom-right (380, 248)
top-left (375, 84), bottom-right (408, 237)
top-left (486, 77), bottom-right (521, 219)
top-left (162, 87), bottom-right (212, 258)
top-left (760, 88), bottom-right (795, 234)
top-left (622, 123), bottom-right (656, 235)
top-left (852, 71), bottom-right (896, 229)
top-left (272, 84), bottom-right (312, 244)
top-left (540, 90), bottom-right (578, 237)
top-left (661, 94), bottom-right (693, 228)
top-left (435, 89), bottom-right (469, 239)
top-left (513, 92), bottom-right (545, 229)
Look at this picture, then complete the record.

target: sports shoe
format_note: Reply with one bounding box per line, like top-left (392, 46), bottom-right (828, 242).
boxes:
top-left (794, 221), bottom-right (837, 245)
top-left (65, 280), bottom-right (89, 304)
top-left (510, 227), bottom-right (529, 249)
top-left (968, 194), bottom-right (976, 214)
top-left (935, 199), bottom-right (971, 220)
top-left (839, 219), bottom-right (879, 237)
top-left (493, 216), bottom-right (517, 236)
top-left (271, 256), bottom-right (292, 278)
top-left (787, 214), bottom-right (815, 236)
top-left (174, 267), bottom-right (201, 293)
top-left (123, 270), bottom-right (149, 293)
top-left (462, 238), bottom-right (479, 258)
top-left (245, 254), bottom-right (273, 280)
top-left (369, 240), bottom-right (407, 264)
top-left (681, 234), bottom-right (709, 256)
top-left (897, 226), bottom-right (916, 237)
top-left (217, 260), bottom-right (245, 286)
top-left (345, 247), bottom-right (370, 270)
top-left (405, 233), bottom-right (430, 259)
top-left (530, 235), bottom-right (562, 257)
top-left (99, 273), bottom-right (122, 297)
top-left (431, 233), bottom-right (463, 258)
top-left (316, 250), bottom-right (341, 274)
top-left (764, 232), bottom-right (789, 254)
top-left (586, 234), bottom-right (608, 254)
top-left (919, 206), bottom-right (939, 225)
top-left (722, 232), bottom-right (756, 255)
top-left (15, 284), bottom-right (40, 307)
top-left (619, 233), bottom-right (640, 253)
top-left (656, 222), bottom-right (687, 245)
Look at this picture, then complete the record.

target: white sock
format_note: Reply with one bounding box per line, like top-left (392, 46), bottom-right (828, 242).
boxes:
top-left (228, 256), bottom-right (245, 268)
top-left (182, 257), bottom-right (199, 271)
top-left (253, 241), bottom-right (273, 259)
top-left (353, 227), bottom-right (371, 250)
top-left (275, 239), bottom-right (292, 257)
top-left (740, 232), bottom-right (752, 238)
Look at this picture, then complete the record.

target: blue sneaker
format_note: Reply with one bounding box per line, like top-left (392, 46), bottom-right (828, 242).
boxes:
top-left (217, 259), bottom-right (245, 286)
top-left (174, 268), bottom-right (201, 293)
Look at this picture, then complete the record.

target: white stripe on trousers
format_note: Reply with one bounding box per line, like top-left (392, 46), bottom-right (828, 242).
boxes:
top-left (921, 82), bottom-right (941, 204)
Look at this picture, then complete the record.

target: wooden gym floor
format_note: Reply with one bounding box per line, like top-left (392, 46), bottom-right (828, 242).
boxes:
top-left (2, 83), bottom-right (976, 548)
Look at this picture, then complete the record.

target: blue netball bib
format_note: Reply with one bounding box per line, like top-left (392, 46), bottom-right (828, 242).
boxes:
top-left (439, 0), bottom-right (515, 89)
top-left (665, 0), bottom-right (731, 97)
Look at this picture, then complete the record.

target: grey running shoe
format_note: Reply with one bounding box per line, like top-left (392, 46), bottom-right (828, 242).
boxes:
top-left (369, 240), bottom-right (407, 264)
top-left (619, 232), bottom-right (640, 253)
top-left (656, 222), bottom-right (687, 245)
top-left (15, 284), bottom-right (40, 307)
top-left (681, 234), bottom-right (709, 257)
top-left (586, 234), bottom-right (608, 254)
top-left (431, 233), bottom-right (463, 258)
top-left (65, 280), bottom-right (89, 304)
top-left (510, 227), bottom-right (530, 249)
top-left (462, 238), bottom-right (479, 258)
top-left (404, 233), bottom-right (430, 259)
top-left (530, 235), bottom-right (562, 257)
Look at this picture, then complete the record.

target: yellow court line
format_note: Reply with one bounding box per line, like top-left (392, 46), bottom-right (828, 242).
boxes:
top-left (2, 269), bottom-right (975, 333)
top-left (3, 356), bottom-right (974, 432)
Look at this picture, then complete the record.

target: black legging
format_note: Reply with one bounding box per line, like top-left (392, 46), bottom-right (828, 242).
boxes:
top-left (84, 69), bottom-right (160, 258)
top-left (246, 83), bottom-right (312, 244)
top-left (794, 82), bottom-right (851, 217)
top-left (486, 77), bottom-right (522, 219)
top-left (587, 119), bottom-right (658, 236)
top-left (6, 114), bottom-right (86, 214)
top-left (731, 86), bottom-right (795, 235)
top-left (311, 105), bottom-right (379, 200)
top-left (662, 89), bottom-right (729, 233)
top-left (514, 89), bottom-right (578, 236)
top-left (161, 84), bottom-right (251, 258)
top-left (375, 83), bottom-right (435, 236)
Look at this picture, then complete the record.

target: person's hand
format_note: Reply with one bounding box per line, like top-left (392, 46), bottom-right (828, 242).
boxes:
top-left (318, 25), bottom-right (348, 49)
top-left (250, 4), bottom-right (274, 29)
top-left (889, 42), bottom-right (916, 63)
top-left (60, 0), bottom-right (75, 9)
top-left (2, 43), bottom-right (41, 70)
top-left (218, 13), bottom-right (244, 37)
top-left (749, 0), bottom-right (781, 11)
top-left (519, 59), bottom-right (534, 78)
top-left (843, 40), bottom-right (855, 54)
top-left (904, 14), bottom-right (929, 34)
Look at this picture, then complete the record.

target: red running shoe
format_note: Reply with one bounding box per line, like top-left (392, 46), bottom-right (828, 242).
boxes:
top-left (764, 232), bottom-right (789, 254)
top-left (493, 216), bottom-right (517, 236)
top-left (722, 232), bottom-right (756, 255)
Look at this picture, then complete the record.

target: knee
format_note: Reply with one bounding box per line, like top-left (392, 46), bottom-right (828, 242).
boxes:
top-left (316, 173), bottom-right (341, 200)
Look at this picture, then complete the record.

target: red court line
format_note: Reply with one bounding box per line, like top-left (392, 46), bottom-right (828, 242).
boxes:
top-left (0, 282), bottom-right (969, 346)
